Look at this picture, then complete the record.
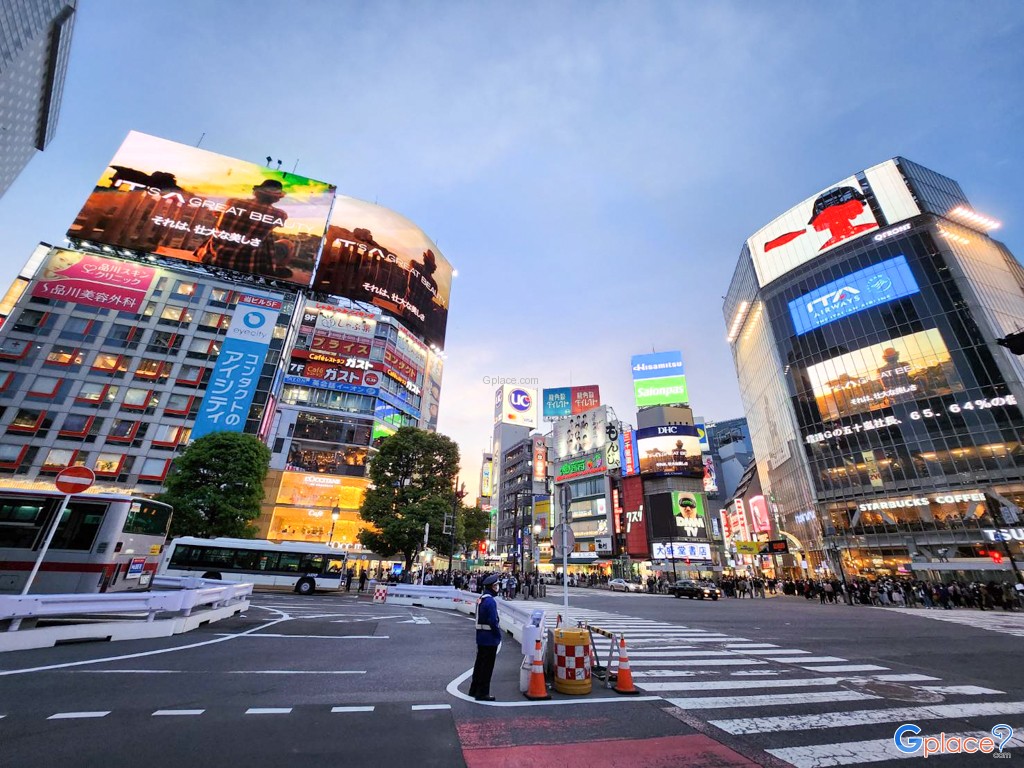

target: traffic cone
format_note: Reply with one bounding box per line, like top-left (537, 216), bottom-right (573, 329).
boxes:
top-left (524, 635), bottom-right (551, 700)
top-left (613, 634), bottom-right (639, 695)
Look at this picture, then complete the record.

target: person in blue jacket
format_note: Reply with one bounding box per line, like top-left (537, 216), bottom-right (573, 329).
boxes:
top-left (469, 573), bottom-right (502, 701)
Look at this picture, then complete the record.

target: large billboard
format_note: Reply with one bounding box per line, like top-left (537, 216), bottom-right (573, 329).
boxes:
top-left (788, 255), bottom-right (920, 335)
top-left (552, 406), bottom-right (609, 459)
top-left (192, 292), bottom-right (283, 440)
top-left (635, 424), bottom-right (703, 477)
top-left (648, 491), bottom-right (708, 539)
top-left (31, 249), bottom-right (158, 312)
top-left (749, 159), bottom-right (922, 287)
top-left (805, 328), bottom-right (964, 423)
top-left (631, 351), bottom-right (688, 407)
top-left (312, 195), bottom-right (452, 350)
top-left (543, 385), bottom-right (602, 420)
top-left (68, 132), bottom-right (335, 287)
top-left (495, 384), bottom-right (538, 428)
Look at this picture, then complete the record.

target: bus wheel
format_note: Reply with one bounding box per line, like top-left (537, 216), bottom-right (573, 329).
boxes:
top-left (295, 578), bottom-right (315, 595)
top-left (202, 572), bottom-right (222, 580)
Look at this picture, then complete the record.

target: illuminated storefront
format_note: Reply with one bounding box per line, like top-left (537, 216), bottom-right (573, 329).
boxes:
top-left (725, 157), bottom-right (1024, 579)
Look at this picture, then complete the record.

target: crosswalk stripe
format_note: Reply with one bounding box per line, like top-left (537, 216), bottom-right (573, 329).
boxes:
top-left (767, 729), bottom-right (1024, 767)
top-left (331, 706), bottom-right (375, 712)
top-left (245, 708), bottom-right (292, 715)
top-left (767, 656), bottom-right (849, 663)
top-left (638, 673), bottom-right (939, 692)
top-left (665, 690), bottom-right (881, 709)
top-left (152, 709), bottom-right (205, 716)
top-left (920, 685), bottom-right (1005, 695)
top-left (725, 643), bottom-right (779, 649)
top-left (797, 663), bottom-right (889, 672)
top-left (710, 701), bottom-right (1024, 735)
top-left (48, 711), bottom-right (109, 719)
top-left (630, 658), bottom-right (765, 667)
top-left (628, 650), bottom-right (742, 657)
top-left (739, 649), bottom-right (810, 655)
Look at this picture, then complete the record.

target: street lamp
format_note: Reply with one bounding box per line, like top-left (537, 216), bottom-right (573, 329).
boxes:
top-left (828, 539), bottom-right (852, 605)
top-left (447, 479), bottom-right (466, 579)
top-left (328, 506), bottom-right (340, 545)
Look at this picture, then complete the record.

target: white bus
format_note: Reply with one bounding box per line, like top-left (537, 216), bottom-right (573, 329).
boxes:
top-left (161, 537), bottom-right (348, 594)
top-left (0, 490), bottom-right (173, 594)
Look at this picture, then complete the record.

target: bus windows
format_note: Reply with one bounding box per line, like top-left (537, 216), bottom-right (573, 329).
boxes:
top-left (325, 558), bottom-right (345, 575)
top-left (299, 553), bottom-right (324, 573)
top-left (258, 553), bottom-right (277, 571)
top-left (233, 550), bottom-right (260, 570)
top-left (278, 553), bottom-right (301, 572)
top-left (123, 501), bottom-right (172, 537)
top-left (0, 499), bottom-right (47, 548)
top-left (51, 502), bottom-right (105, 551)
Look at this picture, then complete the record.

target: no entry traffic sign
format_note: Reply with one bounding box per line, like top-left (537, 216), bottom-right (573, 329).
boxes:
top-left (55, 466), bottom-right (95, 494)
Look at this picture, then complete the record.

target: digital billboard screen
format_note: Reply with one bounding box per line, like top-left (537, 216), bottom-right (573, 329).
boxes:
top-left (789, 255), bottom-right (920, 335)
top-left (311, 195), bottom-right (452, 350)
top-left (805, 328), bottom-right (964, 422)
top-left (635, 425), bottom-right (703, 477)
top-left (648, 491), bottom-right (708, 539)
top-left (68, 132), bottom-right (335, 288)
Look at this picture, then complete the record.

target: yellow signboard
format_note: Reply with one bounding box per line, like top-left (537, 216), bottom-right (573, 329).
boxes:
top-left (734, 540), bottom-right (761, 555)
top-left (275, 471), bottom-right (369, 509)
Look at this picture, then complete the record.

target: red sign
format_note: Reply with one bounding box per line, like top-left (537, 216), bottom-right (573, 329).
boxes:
top-left (31, 250), bottom-right (157, 313)
top-left (55, 466), bottom-right (95, 494)
top-left (571, 385), bottom-right (601, 414)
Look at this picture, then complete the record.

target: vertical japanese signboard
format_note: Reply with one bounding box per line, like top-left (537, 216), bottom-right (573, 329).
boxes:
top-left (191, 292), bottom-right (282, 440)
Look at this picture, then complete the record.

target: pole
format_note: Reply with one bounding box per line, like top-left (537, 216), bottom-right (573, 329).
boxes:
top-left (561, 522), bottom-right (569, 610)
top-left (21, 494), bottom-right (72, 595)
top-left (419, 522), bottom-right (429, 585)
top-left (447, 479), bottom-right (461, 579)
top-left (512, 493), bottom-right (519, 575)
top-left (831, 541), bottom-right (852, 605)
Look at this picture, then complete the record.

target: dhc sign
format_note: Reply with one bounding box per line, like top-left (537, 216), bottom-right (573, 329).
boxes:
top-left (788, 254), bottom-right (920, 335)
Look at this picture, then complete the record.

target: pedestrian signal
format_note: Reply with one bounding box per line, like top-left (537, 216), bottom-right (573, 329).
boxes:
top-left (991, 551), bottom-right (1004, 564)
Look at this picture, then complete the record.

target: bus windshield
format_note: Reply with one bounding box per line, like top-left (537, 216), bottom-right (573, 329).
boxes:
top-left (122, 500), bottom-right (172, 537)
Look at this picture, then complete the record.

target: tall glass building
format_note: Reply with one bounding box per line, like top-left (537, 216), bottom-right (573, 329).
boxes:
top-left (0, 0), bottom-right (76, 197)
top-left (724, 158), bottom-right (1024, 582)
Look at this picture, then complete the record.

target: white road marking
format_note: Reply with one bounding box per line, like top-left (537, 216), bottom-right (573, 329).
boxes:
top-left (638, 673), bottom-right (939, 692)
top-left (411, 704), bottom-right (451, 711)
top-left (767, 729), bottom-right (1024, 767)
top-left (630, 658), bottom-right (765, 667)
top-left (920, 685), bottom-right (1004, 695)
top-left (227, 670), bottom-right (365, 674)
top-left (627, 650), bottom-right (742, 657)
top-left (48, 711), bottom-right (110, 720)
top-left (245, 708), bottom-right (293, 715)
top-left (331, 706), bottom-right (376, 713)
top-left (797, 664), bottom-right (889, 672)
top-left (399, 616), bottom-right (431, 624)
top-left (152, 710), bottom-right (205, 716)
top-left (767, 656), bottom-right (849, 664)
top-left (725, 643), bottom-right (779, 649)
top-left (666, 690), bottom-right (880, 709)
top-left (738, 649), bottom-right (810, 655)
top-left (445, 665), bottom-right (660, 707)
top-left (710, 701), bottom-right (1024, 734)
top-left (215, 633), bottom-right (387, 640)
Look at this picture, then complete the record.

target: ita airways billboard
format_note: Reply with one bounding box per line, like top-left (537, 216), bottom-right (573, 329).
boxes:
top-left (68, 132), bottom-right (335, 288)
top-left (191, 292), bottom-right (282, 440)
top-left (789, 255), bottom-right (920, 335)
top-left (542, 385), bottom-right (601, 420)
top-left (631, 351), bottom-right (688, 407)
top-left (749, 159), bottom-right (922, 287)
top-left (495, 384), bottom-right (538, 428)
top-left (311, 195), bottom-right (453, 350)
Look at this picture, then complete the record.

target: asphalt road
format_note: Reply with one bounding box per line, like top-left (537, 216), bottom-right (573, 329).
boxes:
top-left (1, 587), bottom-right (1022, 767)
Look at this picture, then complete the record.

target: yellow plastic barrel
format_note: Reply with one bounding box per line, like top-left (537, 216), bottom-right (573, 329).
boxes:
top-left (552, 628), bottom-right (592, 694)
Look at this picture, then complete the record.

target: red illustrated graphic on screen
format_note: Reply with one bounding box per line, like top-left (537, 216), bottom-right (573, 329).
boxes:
top-left (763, 186), bottom-right (878, 254)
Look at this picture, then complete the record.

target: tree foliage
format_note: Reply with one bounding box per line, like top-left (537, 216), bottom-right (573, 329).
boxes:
top-left (358, 427), bottom-right (460, 571)
top-left (158, 432), bottom-right (271, 538)
top-left (458, 504), bottom-right (490, 555)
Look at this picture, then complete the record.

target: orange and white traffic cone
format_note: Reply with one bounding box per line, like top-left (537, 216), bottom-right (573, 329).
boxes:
top-left (524, 635), bottom-right (551, 700)
top-left (613, 634), bottom-right (639, 695)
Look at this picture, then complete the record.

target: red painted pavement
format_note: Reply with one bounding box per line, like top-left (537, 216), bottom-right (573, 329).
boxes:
top-left (463, 734), bottom-right (761, 768)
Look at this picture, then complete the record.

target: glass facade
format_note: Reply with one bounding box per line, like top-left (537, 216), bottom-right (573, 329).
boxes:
top-left (726, 158), bottom-right (1024, 580)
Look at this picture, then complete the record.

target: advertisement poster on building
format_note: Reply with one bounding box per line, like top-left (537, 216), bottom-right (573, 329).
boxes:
top-left (191, 292), bottom-right (282, 440)
top-left (648, 492), bottom-right (708, 539)
top-left (30, 249), bottom-right (158, 312)
top-left (805, 328), bottom-right (964, 422)
top-left (748, 495), bottom-right (771, 533)
top-left (635, 425), bottom-right (703, 477)
top-left (68, 132), bottom-right (335, 287)
top-left (311, 195), bottom-right (452, 350)
top-left (702, 454), bottom-right (718, 495)
top-left (553, 406), bottom-right (608, 457)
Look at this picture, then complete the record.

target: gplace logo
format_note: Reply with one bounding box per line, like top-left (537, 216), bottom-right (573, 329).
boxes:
top-left (509, 388), bottom-right (532, 412)
top-left (894, 723), bottom-right (1014, 758)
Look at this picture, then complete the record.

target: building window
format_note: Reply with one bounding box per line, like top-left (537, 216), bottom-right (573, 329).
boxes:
top-left (107, 419), bottom-right (140, 442)
top-left (159, 305), bottom-right (193, 324)
top-left (94, 453), bottom-right (126, 476)
top-left (45, 345), bottom-right (83, 366)
top-left (134, 359), bottom-right (168, 380)
top-left (59, 413), bottom-right (95, 437)
top-left (0, 444), bottom-right (28, 468)
top-left (176, 365), bottom-right (205, 385)
top-left (187, 338), bottom-right (220, 357)
top-left (91, 353), bottom-right (128, 374)
top-left (147, 331), bottom-right (182, 354)
top-left (0, 339), bottom-right (32, 360)
top-left (171, 280), bottom-right (198, 298)
top-left (123, 388), bottom-right (157, 410)
top-left (59, 316), bottom-right (95, 339)
top-left (9, 409), bottom-right (45, 433)
top-left (198, 311), bottom-right (230, 331)
top-left (151, 424), bottom-right (183, 447)
top-left (13, 309), bottom-right (50, 332)
top-left (108, 324), bottom-right (140, 347)
top-left (0, 371), bottom-right (15, 392)
top-left (210, 288), bottom-right (233, 304)
top-left (27, 376), bottom-right (61, 398)
top-left (165, 393), bottom-right (195, 415)
top-left (76, 382), bottom-right (119, 405)
top-left (138, 457), bottom-right (171, 480)
top-left (42, 448), bottom-right (79, 469)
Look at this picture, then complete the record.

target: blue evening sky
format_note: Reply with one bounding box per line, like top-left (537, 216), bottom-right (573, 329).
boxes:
top-left (0, 2), bottom-right (1021, 498)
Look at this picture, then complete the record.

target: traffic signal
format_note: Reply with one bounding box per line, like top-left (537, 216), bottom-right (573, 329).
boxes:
top-left (991, 551), bottom-right (1004, 564)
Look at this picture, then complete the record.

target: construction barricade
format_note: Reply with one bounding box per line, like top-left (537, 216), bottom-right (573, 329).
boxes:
top-left (373, 584), bottom-right (388, 604)
top-left (583, 623), bottom-right (639, 695)
top-left (551, 627), bottom-right (591, 695)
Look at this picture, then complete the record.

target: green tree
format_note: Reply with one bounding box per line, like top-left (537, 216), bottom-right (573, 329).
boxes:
top-left (358, 427), bottom-right (459, 573)
top-left (457, 504), bottom-right (490, 558)
top-left (158, 432), bottom-right (271, 538)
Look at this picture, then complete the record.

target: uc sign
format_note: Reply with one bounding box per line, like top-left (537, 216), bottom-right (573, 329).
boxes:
top-left (509, 388), bottom-right (532, 411)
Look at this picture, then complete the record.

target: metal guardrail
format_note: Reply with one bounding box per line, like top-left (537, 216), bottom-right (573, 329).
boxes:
top-left (0, 577), bottom-right (253, 632)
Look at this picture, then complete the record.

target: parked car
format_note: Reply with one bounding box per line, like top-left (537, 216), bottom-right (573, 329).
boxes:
top-left (609, 578), bottom-right (644, 593)
top-left (669, 580), bottom-right (722, 600)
